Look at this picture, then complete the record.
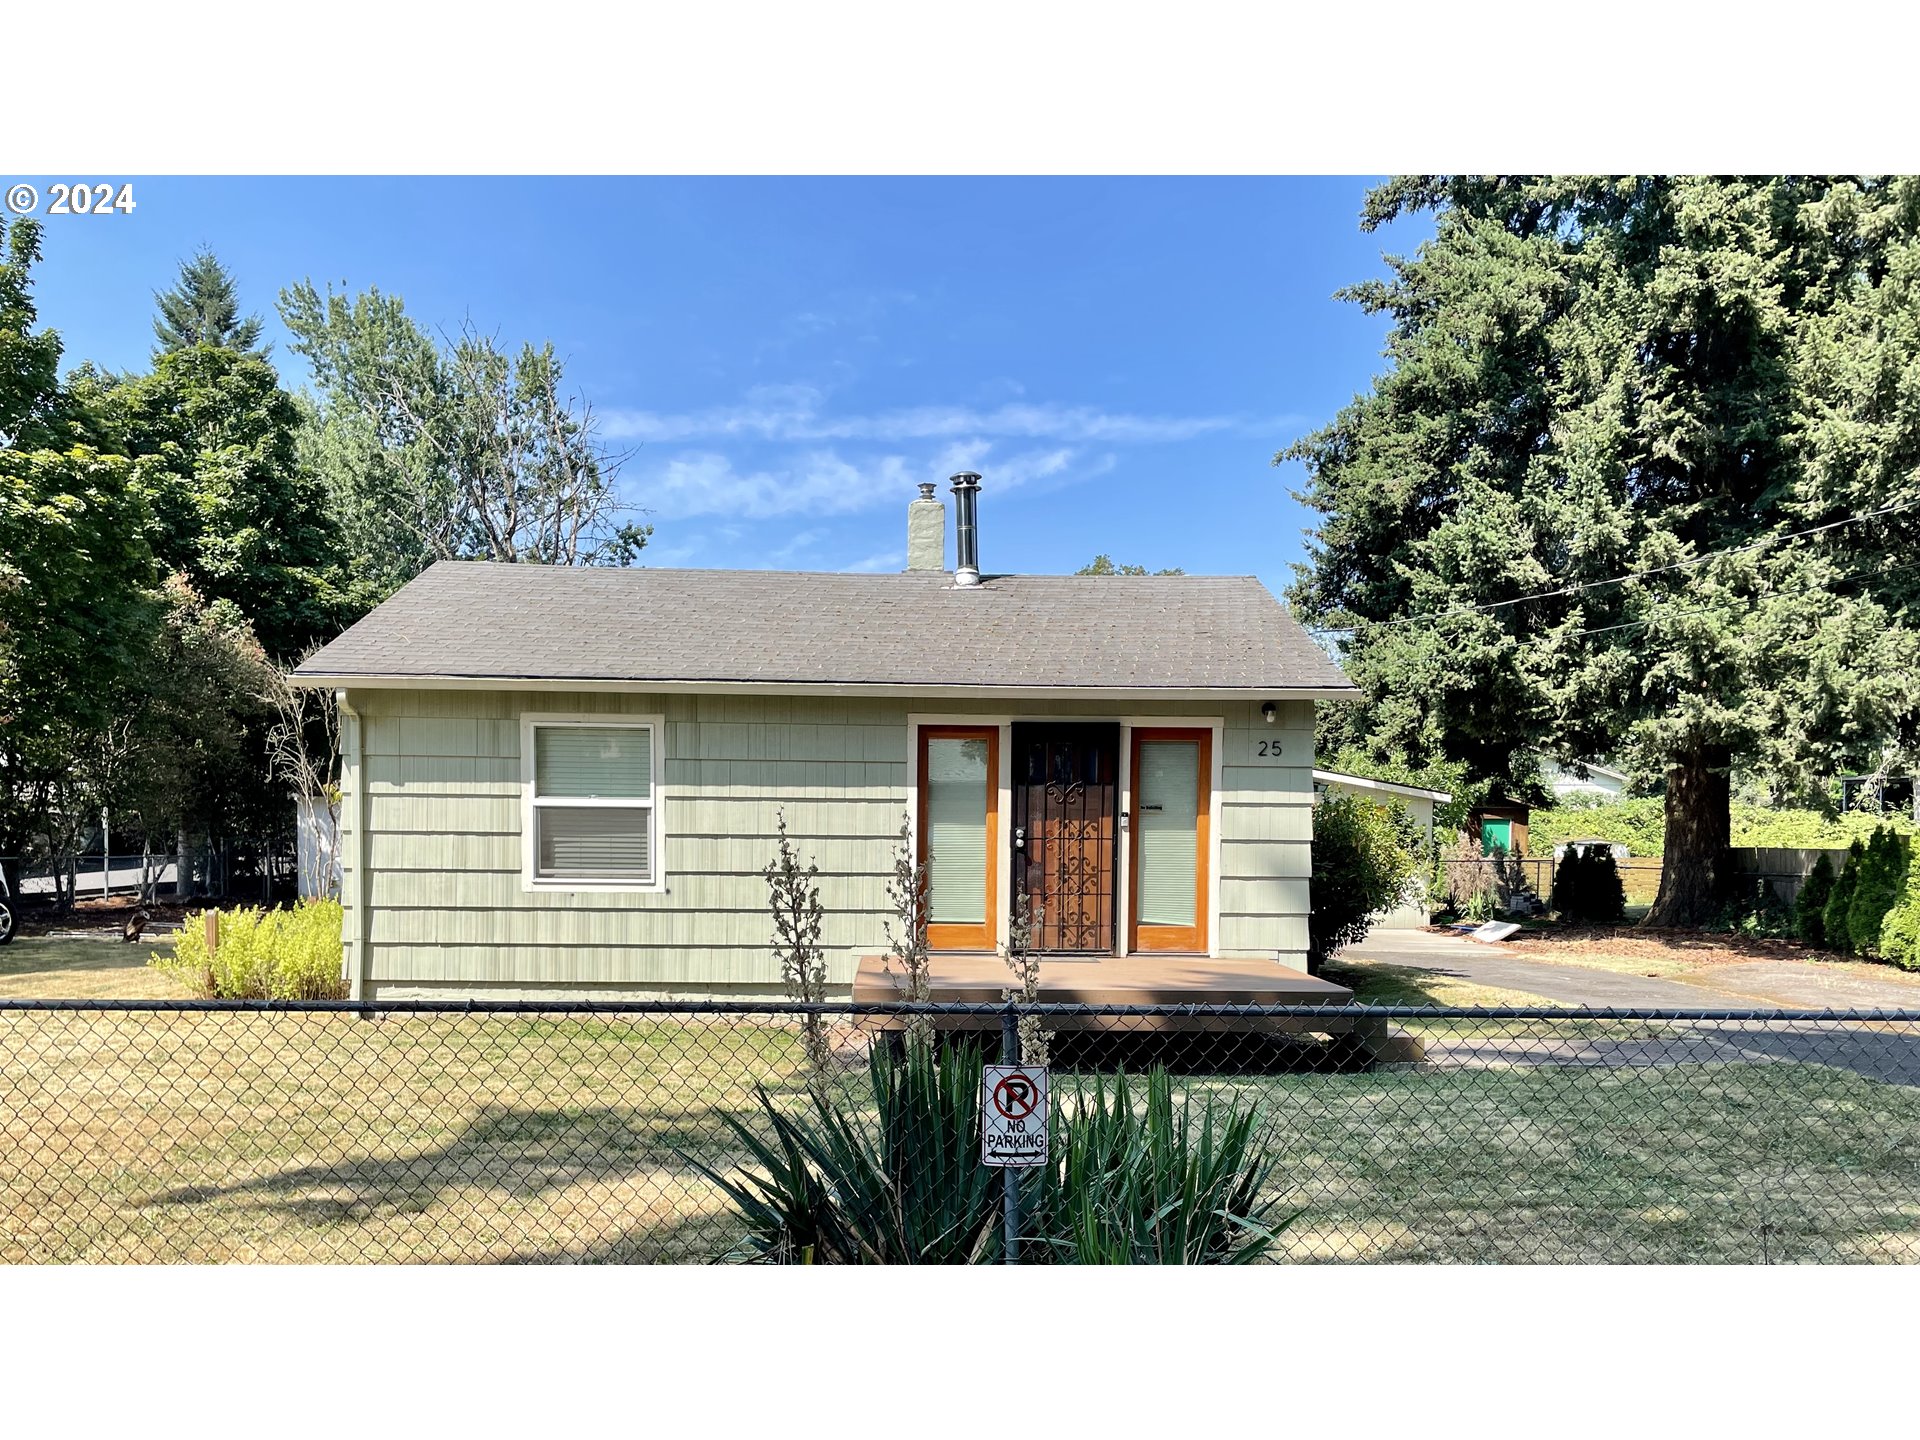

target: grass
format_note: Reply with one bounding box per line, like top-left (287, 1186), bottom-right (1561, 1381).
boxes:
top-left (0, 936), bottom-right (182, 1000)
top-left (1502, 926), bottom-right (1920, 992)
top-left (1322, 952), bottom-right (1562, 1009)
top-left (2, 935), bottom-right (1916, 1264)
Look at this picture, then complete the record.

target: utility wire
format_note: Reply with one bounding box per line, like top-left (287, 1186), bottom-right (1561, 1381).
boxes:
top-left (1309, 495), bottom-right (1920, 638)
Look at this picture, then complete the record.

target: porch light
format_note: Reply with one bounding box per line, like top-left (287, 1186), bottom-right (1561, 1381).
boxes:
top-left (1261, 702), bottom-right (1277, 725)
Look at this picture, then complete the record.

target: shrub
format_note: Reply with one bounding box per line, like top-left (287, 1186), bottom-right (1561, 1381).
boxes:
top-left (1024, 1068), bottom-right (1292, 1265)
top-left (697, 1042), bottom-right (999, 1264)
top-left (1310, 792), bottom-right (1417, 972)
top-left (1823, 841), bottom-right (1865, 954)
top-left (1794, 853), bottom-right (1836, 946)
top-left (1526, 800), bottom-right (1918, 861)
top-left (696, 1048), bottom-right (1290, 1264)
top-left (153, 900), bottom-right (346, 1000)
top-left (1709, 880), bottom-right (1795, 939)
top-left (1880, 861), bottom-right (1920, 972)
top-left (1550, 843), bottom-right (1626, 924)
top-left (1846, 826), bottom-right (1911, 962)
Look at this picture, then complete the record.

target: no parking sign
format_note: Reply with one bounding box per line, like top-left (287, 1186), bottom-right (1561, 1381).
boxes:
top-left (981, 1064), bottom-right (1049, 1167)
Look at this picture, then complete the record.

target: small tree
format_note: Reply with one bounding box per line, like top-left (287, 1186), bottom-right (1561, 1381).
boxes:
top-left (765, 809), bottom-right (830, 1091)
top-left (1823, 840), bottom-right (1865, 954)
top-left (1846, 826), bottom-right (1912, 962)
top-left (1001, 891), bottom-right (1047, 1065)
top-left (1310, 793), bottom-right (1416, 973)
top-left (882, 816), bottom-right (934, 1050)
top-left (1551, 843), bottom-right (1626, 925)
top-left (1794, 853), bottom-right (1837, 947)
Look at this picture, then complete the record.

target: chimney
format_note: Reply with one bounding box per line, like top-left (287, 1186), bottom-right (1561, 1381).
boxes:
top-left (950, 471), bottom-right (981, 586)
top-left (906, 482), bottom-right (946, 572)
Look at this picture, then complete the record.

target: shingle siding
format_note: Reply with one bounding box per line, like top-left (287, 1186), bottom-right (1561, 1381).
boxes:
top-left (344, 689), bottom-right (1317, 999)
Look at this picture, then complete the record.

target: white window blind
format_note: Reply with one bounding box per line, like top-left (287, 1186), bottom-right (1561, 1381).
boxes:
top-left (536, 726), bottom-right (652, 798)
top-left (530, 724), bottom-right (655, 883)
top-left (536, 807), bottom-right (652, 879)
top-left (925, 737), bottom-right (989, 924)
top-left (1136, 740), bottom-right (1198, 926)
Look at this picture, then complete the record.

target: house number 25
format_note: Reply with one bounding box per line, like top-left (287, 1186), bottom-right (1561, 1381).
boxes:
top-left (1255, 740), bottom-right (1283, 758)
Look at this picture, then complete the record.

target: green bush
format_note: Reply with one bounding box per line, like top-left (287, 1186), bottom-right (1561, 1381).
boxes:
top-left (1023, 1068), bottom-right (1292, 1264)
top-left (1880, 862), bottom-right (1920, 972)
top-left (153, 900), bottom-right (346, 1000)
top-left (1845, 827), bottom-right (1911, 962)
top-left (1528, 799), bottom-right (1917, 861)
top-left (696, 1047), bottom-right (1289, 1264)
top-left (1794, 852), bottom-right (1836, 946)
top-left (1530, 797), bottom-right (1668, 857)
top-left (1709, 880), bottom-right (1795, 939)
top-left (1823, 841), bottom-right (1865, 954)
top-left (1550, 844), bottom-right (1626, 924)
top-left (1310, 792), bottom-right (1417, 972)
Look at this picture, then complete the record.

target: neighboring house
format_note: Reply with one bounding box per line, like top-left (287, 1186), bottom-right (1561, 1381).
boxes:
top-left (1313, 770), bottom-right (1451, 929)
top-left (1540, 758), bottom-right (1629, 801)
top-left (293, 475), bottom-right (1358, 1001)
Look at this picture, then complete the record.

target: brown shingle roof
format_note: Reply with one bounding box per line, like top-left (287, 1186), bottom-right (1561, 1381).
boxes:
top-left (293, 562), bottom-right (1354, 693)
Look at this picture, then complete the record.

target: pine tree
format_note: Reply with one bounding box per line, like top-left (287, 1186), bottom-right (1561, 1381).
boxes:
top-left (152, 248), bottom-right (267, 357)
top-left (1287, 177), bottom-right (1920, 927)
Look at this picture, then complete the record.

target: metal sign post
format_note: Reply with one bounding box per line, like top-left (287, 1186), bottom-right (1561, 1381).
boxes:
top-left (986, 1002), bottom-right (1048, 1264)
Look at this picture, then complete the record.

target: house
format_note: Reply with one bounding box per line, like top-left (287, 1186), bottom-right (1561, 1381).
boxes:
top-left (1541, 758), bottom-right (1628, 801)
top-left (292, 474), bottom-right (1359, 1003)
top-left (1312, 770), bottom-right (1450, 929)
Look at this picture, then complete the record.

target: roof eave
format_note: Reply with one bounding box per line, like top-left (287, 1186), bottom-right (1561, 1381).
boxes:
top-left (292, 672), bottom-right (1360, 702)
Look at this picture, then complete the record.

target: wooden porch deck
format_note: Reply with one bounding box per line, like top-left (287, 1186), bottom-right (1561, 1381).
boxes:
top-left (851, 953), bottom-right (1356, 1035)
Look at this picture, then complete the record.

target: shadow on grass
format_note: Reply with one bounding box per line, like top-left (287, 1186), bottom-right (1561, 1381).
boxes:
top-left (143, 1104), bottom-right (761, 1221)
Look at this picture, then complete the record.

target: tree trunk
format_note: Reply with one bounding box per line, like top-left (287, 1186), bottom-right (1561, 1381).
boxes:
top-left (176, 825), bottom-right (193, 902)
top-left (1645, 745), bottom-right (1733, 928)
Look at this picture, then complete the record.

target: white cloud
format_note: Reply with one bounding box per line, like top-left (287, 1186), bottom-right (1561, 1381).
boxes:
top-left (604, 385), bottom-right (1255, 446)
top-left (634, 441), bottom-right (1112, 521)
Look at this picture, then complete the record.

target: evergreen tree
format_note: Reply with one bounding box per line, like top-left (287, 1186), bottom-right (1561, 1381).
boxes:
top-left (1794, 851), bottom-right (1836, 946)
top-left (112, 345), bottom-right (347, 660)
top-left (1287, 177), bottom-right (1920, 926)
top-left (1823, 840), bottom-right (1866, 953)
top-left (152, 248), bottom-right (267, 357)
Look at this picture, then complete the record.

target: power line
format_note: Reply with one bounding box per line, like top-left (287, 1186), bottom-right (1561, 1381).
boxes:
top-left (1309, 495), bottom-right (1920, 638)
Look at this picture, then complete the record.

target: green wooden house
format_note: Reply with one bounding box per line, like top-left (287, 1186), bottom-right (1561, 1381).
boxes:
top-left (293, 475), bottom-right (1357, 1002)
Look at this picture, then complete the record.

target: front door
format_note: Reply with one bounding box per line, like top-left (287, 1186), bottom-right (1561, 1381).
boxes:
top-left (1011, 723), bottom-right (1120, 954)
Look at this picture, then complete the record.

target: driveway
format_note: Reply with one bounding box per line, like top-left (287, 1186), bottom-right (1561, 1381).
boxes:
top-left (1348, 928), bottom-right (1920, 1083)
top-left (1350, 928), bottom-right (1710, 1008)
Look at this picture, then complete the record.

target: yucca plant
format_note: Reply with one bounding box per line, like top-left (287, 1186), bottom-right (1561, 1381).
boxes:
top-left (694, 1042), bottom-right (1001, 1264)
top-left (1025, 1069), bottom-right (1294, 1264)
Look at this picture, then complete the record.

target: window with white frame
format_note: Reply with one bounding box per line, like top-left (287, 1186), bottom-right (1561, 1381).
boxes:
top-left (525, 720), bottom-right (659, 886)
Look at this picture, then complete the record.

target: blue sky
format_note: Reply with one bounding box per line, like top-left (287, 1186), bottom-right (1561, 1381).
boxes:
top-left (23, 176), bottom-right (1426, 594)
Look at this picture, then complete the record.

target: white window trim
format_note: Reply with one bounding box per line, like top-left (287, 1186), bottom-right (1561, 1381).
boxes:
top-left (906, 713), bottom-right (1223, 957)
top-left (520, 711), bottom-right (667, 894)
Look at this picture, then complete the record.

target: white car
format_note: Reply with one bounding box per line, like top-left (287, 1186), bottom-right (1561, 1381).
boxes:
top-left (0, 871), bottom-right (13, 946)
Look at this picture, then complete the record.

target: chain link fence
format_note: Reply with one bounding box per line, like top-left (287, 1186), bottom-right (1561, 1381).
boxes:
top-left (3, 999), bottom-right (1919, 1263)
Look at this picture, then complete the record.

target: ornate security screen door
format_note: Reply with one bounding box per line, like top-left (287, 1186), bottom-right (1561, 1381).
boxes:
top-left (1011, 723), bottom-right (1120, 954)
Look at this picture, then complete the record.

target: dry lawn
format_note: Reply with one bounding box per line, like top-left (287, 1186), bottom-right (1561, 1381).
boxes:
top-left (3, 934), bottom-right (1917, 1264)
top-left (1498, 925), bottom-right (1920, 993)
top-left (0, 936), bottom-right (184, 1000)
